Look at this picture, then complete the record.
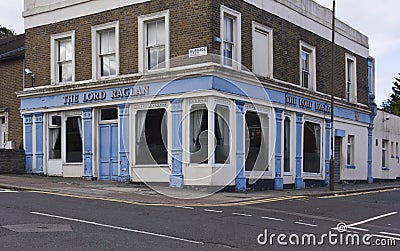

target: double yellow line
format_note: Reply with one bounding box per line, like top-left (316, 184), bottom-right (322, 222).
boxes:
top-left (318, 187), bottom-right (399, 199)
top-left (28, 190), bottom-right (306, 207)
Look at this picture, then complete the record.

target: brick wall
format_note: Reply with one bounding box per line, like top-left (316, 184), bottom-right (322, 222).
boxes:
top-left (213, 0), bottom-right (369, 105)
top-left (0, 59), bottom-right (24, 146)
top-left (24, 0), bottom-right (213, 86)
top-left (0, 149), bottom-right (25, 174)
top-left (24, 0), bottom-right (369, 105)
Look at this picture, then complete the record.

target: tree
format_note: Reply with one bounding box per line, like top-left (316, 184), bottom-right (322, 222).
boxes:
top-left (0, 25), bottom-right (15, 38)
top-left (381, 73), bottom-right (400, 116)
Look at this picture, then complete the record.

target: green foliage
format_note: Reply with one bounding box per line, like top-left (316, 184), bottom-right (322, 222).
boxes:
top-left (0, 25), bottom-right (15, 38)
top-left (381, 73), bottom-right (400, 116)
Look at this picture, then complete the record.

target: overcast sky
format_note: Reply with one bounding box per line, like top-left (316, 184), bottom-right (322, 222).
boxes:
top-left (0, 0), bottom-right (399, 106)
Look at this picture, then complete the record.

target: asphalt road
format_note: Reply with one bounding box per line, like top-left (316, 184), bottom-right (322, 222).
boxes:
top-left (0, 188), bottom-right (399, 250)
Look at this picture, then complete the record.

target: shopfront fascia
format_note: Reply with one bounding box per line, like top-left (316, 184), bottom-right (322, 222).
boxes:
top-left (19, 75), bottom-right (372, 190)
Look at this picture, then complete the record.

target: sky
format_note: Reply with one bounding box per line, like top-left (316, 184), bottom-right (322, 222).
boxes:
top-left (0, 0), bottom-right (399, 106)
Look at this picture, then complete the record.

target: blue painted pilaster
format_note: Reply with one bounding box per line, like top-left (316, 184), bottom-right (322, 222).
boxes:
top-left (367, 125), bottom-right (374, 184)
top-left (324, 119), bottom-right (331, 186)
top-left (82, 108), bottom-right (93, 179)
top-left (118, 104), bottom-right (130, 182)
top-left (169, 99), bottom-right (184, 188)
top-left (24, 114), bottom-right (33, 174)
top-left (295, 112), bottom-right (305, 189)
top-left (235, 100), bottom-right (246, 192)
top-left (34, 113), bottom-right (44, 175)
top-left (274, 108), bottom-right (284, 190)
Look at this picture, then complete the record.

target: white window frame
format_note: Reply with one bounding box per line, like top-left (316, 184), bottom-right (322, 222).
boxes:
top-left (138, 10), bottom-right (170, 74)
top-left (346, 135), bottom-right (355, 166)
top-left (244, 105), bottom-right (273, 178)
top-left (283, 116), bottom-right (292, 175)
top-left (252, 22), bottom-right (273, 78)
top-left (50, 31), bottom-right (75, 85)
top-left (345, 53), bottom-right (357, 103)
top-left (299, 41), bottom-right (316, 91)
top-left (302, 117), bottom-right (323, 177)
top-left (0, 112), bottom-right (7, 149)
top-left (91, 21), bottom-right (120, 80)
top-left (382, 139), bottom-right (388, 168)
top-left (63, 111), bottom-right (84, 164)
top-left (220, 5), bottom-right (241, 69)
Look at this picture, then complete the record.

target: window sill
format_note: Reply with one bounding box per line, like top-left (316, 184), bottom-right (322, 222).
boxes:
top-left (63, 162), bottom-right (83, 165)
top-left (346, 165), bottom-right (356, 169)
top-left (133, 164), bottom-right (169, 168)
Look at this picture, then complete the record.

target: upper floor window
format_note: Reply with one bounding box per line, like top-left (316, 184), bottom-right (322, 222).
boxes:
top-left (138, 10), bottom-right (170, 73)
top-left (51, 31), bottom-right (75, 84)
top-left (221, 5), bottom-right (241, 68)
top-left (346, 54), bottom-right (357, 103)
top-left (92, 21), bottom-right (119, 79)
top-left (252, 22), bottom-right (273, 78)
top-left (299, 41), bottom-right (316, 91)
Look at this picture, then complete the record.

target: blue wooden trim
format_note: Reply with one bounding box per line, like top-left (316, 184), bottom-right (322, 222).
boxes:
top-left (346, 165), bottom-right (356, 169)
top-left (24, 114), bottom-right (33, 173)
top-left (235, 100), bottom-right (246, 192)
top-left (324, 119), bottom-right (331, 185)
top-left (295, 112), bottom-right (304, 189)
top-left (274, 108), bottom-right (283, 190)
top-left (34, 112), bottom-right (44, 175)
top-left (82, 108), bottom-right (93, 178)
top-left (335, 129), bottom-right (346, 138)
top-left (169, 99), bottom-right (184, 188)
top-left (118, 104), bottom-right (130, 182)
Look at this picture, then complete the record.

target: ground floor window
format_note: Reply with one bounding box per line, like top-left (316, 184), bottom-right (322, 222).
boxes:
top-left (190, 105), bottom-right (208, 164)
top-left (215, 105), bottom-right (230, 164)
top-left (303, 121), bottom-right (321, 173)
top-left (347, 135), bottom-right (355, 166)
top-left (0, 117), bottom-right (5, 148)
top-left (49, 115), bottom-right (61, 159)
top-left (382, 139), bottom-right (388, 167)
top-left (245, 111), bottom-right (269, 172)
top-left (283, 117), bottom-right (291, 173)
top-left (66, 116), bottom-right (83, 163)
top-left (136, 109), bottom-right (168, 165)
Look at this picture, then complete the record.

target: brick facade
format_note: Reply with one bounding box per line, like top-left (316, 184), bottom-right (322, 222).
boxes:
top-left (0, 149), bottom-right (25, 174)
top-left (24, 0), bottom-right (369, 105)
top-left (0, 35), bottom-right (24, 148)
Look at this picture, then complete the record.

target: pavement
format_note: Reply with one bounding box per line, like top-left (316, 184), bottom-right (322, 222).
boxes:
top-left (1, 174), bottom-right (400, 206)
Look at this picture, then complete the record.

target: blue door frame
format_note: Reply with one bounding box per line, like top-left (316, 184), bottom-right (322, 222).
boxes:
top-left (99, 124), bottom-right (118, 180)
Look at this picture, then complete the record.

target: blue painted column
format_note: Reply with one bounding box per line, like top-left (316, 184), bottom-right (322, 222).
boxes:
top-left (118, 104), bottom-right (130, 182)
top-left (34, 113), bottom-right (44, 175)
top-left (235, 101), bottom-right (246, 192)
top-left (295, 112), bottom-right (305, 189)
top-left (324, 119), bottom-right (331, 186)
top-left (170, 99), bottom-right (184, 188)
top-left (82, 108), bottom-right (93, 179)
top-left (24, 114), bottom-right (33, 174)
top-left (367, 125), bottom-right (374, 184)
top-left (274, 108), bottom-right (284, 190)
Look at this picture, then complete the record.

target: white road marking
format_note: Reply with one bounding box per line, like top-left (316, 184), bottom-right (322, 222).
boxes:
top-left (175, 206), bottom-right (194, 210)
top-left (379, 232), bottom-right (400, 238)
top-left (232, 213), bottom-right (252, 217)
top-left (0, 189), bottom-right (17, 193)
top-left (294, 222), bottom-right (317, 227)
top-left (370, 234), bottom-right (400, 241)
top-left (261, 216), bottom-right (284, 222)
top-left (347, 212), bottom-right (398, 228)
top-left (203, 209), bottom-right (223, 213)
top-left (30, 212), bottom-right (203, 245)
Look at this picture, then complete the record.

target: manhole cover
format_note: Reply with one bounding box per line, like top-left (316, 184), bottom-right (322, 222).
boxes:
top-left (1, 224), bottom-right (73, 233)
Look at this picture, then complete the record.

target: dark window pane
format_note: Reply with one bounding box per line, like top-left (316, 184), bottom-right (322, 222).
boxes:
top-left (101, 108), bottom-right (118, 121)
top-left (66, 117), bottom-right (83, 163)
top-left (52, 116), bottom-right (61, 126)
top-left (303, 121), bottom-right (321, 173)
